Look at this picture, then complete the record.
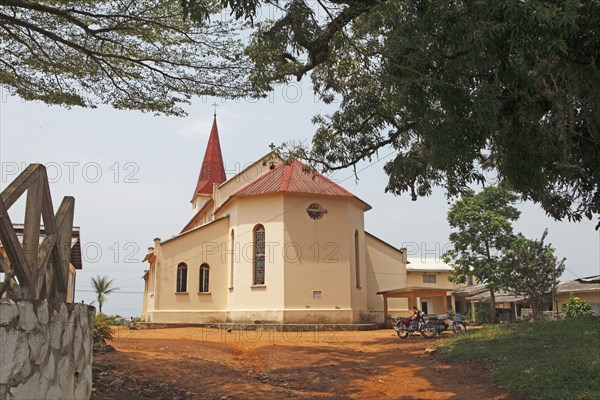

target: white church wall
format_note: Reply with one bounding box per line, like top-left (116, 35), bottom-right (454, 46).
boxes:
top-left (225, 195), bottom-right (286, 322)
top-left (147, 217), bottom-right (230, 323)
top-left (281, 195), bottom-right (361, 323)
top-left (191, 194), bottom-right (212, 217)
top-left (347, 200), bottom-right (369, 319)
top-left (365, 234), bottom-right (408, 318)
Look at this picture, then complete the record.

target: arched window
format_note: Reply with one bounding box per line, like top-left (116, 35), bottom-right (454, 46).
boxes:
top-left (176, 262), bottom-right (188, 292)
top-left (355, 230), bottom-right (361, 288)
top-left (199, 263), bottom-right (210, 293)
top-left (254, 224), bottom-right (265, 285)
top-left (229, 229), bottom-right (235, 288)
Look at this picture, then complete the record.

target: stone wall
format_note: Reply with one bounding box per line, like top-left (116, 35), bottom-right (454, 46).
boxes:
top-left (0, 300), bottom-right (95, 400)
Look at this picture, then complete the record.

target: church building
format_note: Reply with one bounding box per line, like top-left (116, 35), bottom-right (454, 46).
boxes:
top-left (141, 116), bottom-right (411, 324)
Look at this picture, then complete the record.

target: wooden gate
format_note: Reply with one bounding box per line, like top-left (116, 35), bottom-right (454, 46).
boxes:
top-left (0, 164), bottom-right (74, 301)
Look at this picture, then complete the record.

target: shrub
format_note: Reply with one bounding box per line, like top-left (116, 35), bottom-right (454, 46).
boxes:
top-left (475, 301), bottom-right (495, 323)
top-left (562, 294), bottom-right (595, 318)
top-left (94, 313), bottom-right (117, 349)
top-left (460, 312), bottom-right (472, 325)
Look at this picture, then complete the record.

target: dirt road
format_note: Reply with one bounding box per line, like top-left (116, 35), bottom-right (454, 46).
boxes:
top-left (92, 327), bottom-right (514, 400)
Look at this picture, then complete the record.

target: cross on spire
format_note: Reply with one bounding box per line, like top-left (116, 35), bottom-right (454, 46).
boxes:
top-left (212, 102), bottom-right (219, 117)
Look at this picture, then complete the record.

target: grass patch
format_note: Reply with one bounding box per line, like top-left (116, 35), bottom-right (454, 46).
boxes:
top-left (438, 318), bottom-right (600, 400)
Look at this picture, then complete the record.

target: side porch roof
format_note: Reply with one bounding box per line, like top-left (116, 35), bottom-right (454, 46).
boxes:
top-left (377, 287), bottom-right (452, 297)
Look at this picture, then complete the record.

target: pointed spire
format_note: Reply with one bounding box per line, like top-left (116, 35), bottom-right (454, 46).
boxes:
top-left (194, 114), bottom-right (226, 196)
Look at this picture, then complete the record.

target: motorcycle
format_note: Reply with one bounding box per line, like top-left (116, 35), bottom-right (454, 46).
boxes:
top-left (426, 310), bottom-right (467, 335)
top-left (392, 307), bottom-right (437, 339)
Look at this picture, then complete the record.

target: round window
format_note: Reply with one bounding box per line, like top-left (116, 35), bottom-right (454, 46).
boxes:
top-left (307, 203), bottom-right (327, 220)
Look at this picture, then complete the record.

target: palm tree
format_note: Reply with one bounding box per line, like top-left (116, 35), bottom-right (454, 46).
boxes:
top-left (91, 275), bottom-right (119, 314)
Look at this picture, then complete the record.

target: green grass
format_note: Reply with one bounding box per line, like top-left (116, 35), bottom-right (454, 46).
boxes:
top-left (438, 318), bottom-right (600, 400)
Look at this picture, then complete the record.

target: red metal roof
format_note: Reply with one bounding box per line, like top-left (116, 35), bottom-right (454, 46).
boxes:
top-left (194, 116), bottom-right (226, 196)
top-left (231, 159), bottom-right (370, 208)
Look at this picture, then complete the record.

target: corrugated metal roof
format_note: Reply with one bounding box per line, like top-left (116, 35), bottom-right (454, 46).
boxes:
top-left (452, 284), bottom-right (488, 295)
top-left (231, 159), bottom-right (371, 209)
top-left (465, 290), bottom-right (526, 303)
top-left (406, 259), bottom-right (453, 272)
top-left (556, 277), bottom-right (600, 294)
top-left (377, 286), bottom-right (452, 295)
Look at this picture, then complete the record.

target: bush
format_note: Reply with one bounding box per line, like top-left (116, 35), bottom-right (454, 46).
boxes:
top-left (475, 301), bottom-right (495, 323)
top-left (94, 313), bottom-right (117, 349)
top-left (562, 294), bottom-right (595, 318)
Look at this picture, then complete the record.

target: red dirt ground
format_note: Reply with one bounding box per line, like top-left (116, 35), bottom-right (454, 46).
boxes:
top-left (92, 327), bottom-right (515, 400)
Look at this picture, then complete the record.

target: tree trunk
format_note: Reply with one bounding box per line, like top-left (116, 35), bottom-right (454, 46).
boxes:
top-left (489, 289), bottom-right (496, 323)
top-left (99, 302), bottom-right (103, 314)
top-left (531, 301), bottom-right (537, 322)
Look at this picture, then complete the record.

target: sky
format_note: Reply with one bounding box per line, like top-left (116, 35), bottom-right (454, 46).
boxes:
top-left (1, 79), bottom-right (598, 317)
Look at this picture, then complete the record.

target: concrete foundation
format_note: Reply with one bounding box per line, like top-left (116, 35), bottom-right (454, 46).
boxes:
top-left (0, 300), bottom-right (95, 400)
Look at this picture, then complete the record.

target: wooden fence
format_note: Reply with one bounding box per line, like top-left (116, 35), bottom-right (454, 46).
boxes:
top-left (0, 164), bottom-right (74, 301)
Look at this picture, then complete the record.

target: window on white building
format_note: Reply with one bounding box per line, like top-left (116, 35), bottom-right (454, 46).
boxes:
top-left (199, 263), bottom-right (210, 293)
top-left (176, 263), bottom-right (188, 292)
top-left (254, 224), bottom-right (265, 285)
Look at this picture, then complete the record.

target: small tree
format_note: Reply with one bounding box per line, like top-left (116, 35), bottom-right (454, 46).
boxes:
top-left (91, 275), bottom-right (119, 314)
top-left (474, 301), bottom-right (495, 324)
top-left (562, 295), bottom-right (595, 318)
top-left (93, 313), bottom-right (117, 349)
top-left (443, 187), bottom-right (520, 320)
top-left (500, 230), bottom-right (565, 322)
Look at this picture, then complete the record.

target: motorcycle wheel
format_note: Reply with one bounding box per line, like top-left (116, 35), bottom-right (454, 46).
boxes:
top-left (420, 322), bottom-right (437, 339)
top-left (453, 322), bottom-right (467, 333)
top-left (396, 325), bottom-right (409, 339)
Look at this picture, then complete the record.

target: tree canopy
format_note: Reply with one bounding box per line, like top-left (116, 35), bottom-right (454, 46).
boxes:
top-left (185, 0), bottom-right (600, 226)
top-left (500, 230), bottom-right (565, 321)
top-left (0, 0), bottom-right (251, 115)
top-left (443, 186), bottom-right (520, 315)
top-left (5, 0), bottom-right (599, 224)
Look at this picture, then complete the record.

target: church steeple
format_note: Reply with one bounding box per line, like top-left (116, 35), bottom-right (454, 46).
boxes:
top-left (193, 115), bottom-right (226, 197)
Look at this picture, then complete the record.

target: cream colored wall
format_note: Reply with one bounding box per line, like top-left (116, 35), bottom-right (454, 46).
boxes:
top-left (221, 194), bottom-right (286, 321)
top-left (150, 217), bottom-right (229, 322)
top-left (281, 195), bottom-right (364, 323)
top-left (365, 235), bottom-right (407, 313)
top-left (215, 153), bottom-right (283, 210)
top-left (186, 204), bottom-right (213, 230)
top-left (419, 297), bottom-right (445, 315)
top-left (142, 273), bottom-right (149, 320)
top-left (141, 256), bottom-right (156, 320)
top-left (406, 271), bottom-right (455, 289)
top-left (191, 194), bottom-right (211, 216)
top-left (347, 201), bottom-right (368, 315)
top-left (405, 271), bottom-right (466, 314)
